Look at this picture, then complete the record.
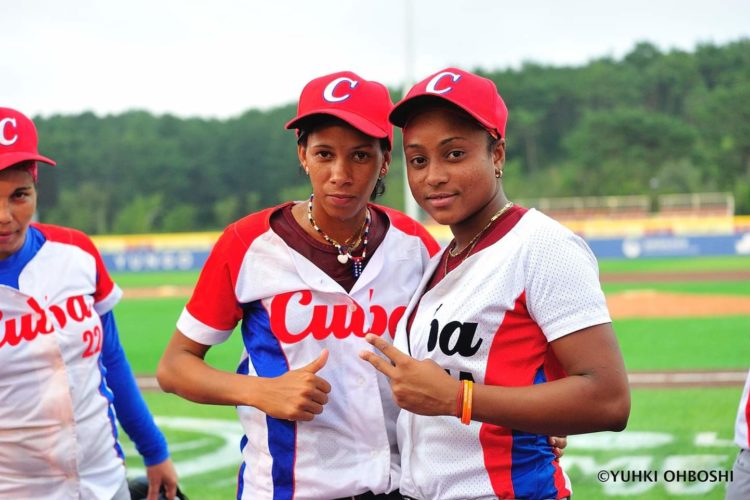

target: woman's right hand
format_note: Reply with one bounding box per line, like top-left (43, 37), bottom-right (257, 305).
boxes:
top-left (258, 349), bottom-right (332, 421)
top-left (158, 331), bottom-right (331, 421)
top-left (360, 334), bottom-right (459, 416)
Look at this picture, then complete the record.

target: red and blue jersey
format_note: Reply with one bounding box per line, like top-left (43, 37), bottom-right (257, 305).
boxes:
top-left (396, 208), bottom-right (611, 499)
top-left (177, 203), bottom-right (438, 499)
top-left (0, 223), bottom-right (167, 499)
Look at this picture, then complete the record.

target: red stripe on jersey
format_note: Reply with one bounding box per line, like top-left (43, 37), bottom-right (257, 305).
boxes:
top-left (375, 204), bottom-right (440, 257)
top-left (32, 223), bottom-right (116, 305)
top-left (542, 350), bottom-right (567, 381)
top-left (479, 291), bottom-right (551, 498)
top-left (745, 390), bottom-right (750, 448)
top-left (186, 205), bottom-right (280, 331)
top-left (550, 458), bottom-right (571, 498)
top-left (478, 424), bottom-right (515, 497)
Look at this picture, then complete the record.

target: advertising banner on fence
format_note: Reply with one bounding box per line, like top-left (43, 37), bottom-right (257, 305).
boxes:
top-left (93, 227), bottom-right (750, 272)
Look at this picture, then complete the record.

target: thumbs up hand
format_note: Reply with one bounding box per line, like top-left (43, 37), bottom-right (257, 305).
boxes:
top-left (257, 349), bottom-right (332, 421)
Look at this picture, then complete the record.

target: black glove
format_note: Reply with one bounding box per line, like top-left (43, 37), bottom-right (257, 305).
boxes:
top-left (127, 475), bottom-right (188, 500)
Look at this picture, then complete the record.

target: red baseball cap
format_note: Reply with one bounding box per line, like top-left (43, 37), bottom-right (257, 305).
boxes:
top-left (285, 71), bottom-right (394, 149)
top-left (0, 108), bottom-right (56, 179)
top-left (390, 68), bottom-right (508, 139)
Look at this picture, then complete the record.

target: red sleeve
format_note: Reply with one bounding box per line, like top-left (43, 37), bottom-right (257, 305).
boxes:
top-left (33, 223), bottom-right (116, 305)
top-left (185, 210), bottom-right (273, 331)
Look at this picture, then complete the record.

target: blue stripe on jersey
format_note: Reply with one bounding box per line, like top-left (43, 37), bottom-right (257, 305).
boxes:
top-left (237, 357), bottom-right (250, 375)
top-left (510, 367), bottom-right (559, 499)
top-left (237, 435), bottom-right (248, 500)
top-left (268, 419), bottom-right (295, 500)
top-left (241, 301), bottom-right (291, 377)
top-left (0, 226), bottom-right (45, 287)
top-left (241, 301), bottom-right (295, 500)
top-left (98, 355), bottom-right (124, 460)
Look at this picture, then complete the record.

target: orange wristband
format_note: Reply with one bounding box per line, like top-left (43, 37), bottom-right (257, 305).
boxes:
top-left (461, 380), bottom-right (473, 425)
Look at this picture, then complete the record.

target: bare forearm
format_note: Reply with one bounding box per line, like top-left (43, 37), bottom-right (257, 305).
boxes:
top-left (466, 323), bottom-right (631, 435)
top-left (157, 349), bottom-right (259, 407)
top-left (471, 374), bottom-right (630, 435)
top-left (157, 331), bottom-right (332, 420)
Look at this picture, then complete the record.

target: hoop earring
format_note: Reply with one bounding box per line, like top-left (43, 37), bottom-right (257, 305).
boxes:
top-left (495, 170), bottom-right (503, 178)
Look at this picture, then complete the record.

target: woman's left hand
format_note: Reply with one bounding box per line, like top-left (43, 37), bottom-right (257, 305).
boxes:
top-left (360, 333), bottom-right (460, 416)
top-left (145, 458), bottom-right (179, 500)
top-left (549, 435), bottom-right (568, 459)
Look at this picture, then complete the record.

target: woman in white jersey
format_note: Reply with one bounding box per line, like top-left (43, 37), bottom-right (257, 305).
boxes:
top-left (0, 107), bottom-right (178, 500)
top-left (361, 68), bottom-right (631, 500)
top-left (157, 71), bottom-right (440, 499)
top-left (727, 369), bottom-right (750, 499)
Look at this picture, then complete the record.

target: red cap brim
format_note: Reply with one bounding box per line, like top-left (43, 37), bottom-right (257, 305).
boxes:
top-left (390, 93), bottom-right (498, 135)
top-left (0, 152), bottom-right (56, 171)
top-left (285, 109), bottom-right (391, 143)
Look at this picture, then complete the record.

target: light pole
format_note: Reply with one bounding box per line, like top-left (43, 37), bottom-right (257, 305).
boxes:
top-left (402, 0), bottom-right (421, 220)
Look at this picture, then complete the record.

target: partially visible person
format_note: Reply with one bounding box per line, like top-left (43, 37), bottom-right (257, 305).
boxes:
top-left (157, 71), bottom-right (439, 499)
top-left (0, 107), bottom-right (178, 500)
top-left (361, 68), bottom-right (631, 499)
top-left (726, 369), bottom-right (750, 499)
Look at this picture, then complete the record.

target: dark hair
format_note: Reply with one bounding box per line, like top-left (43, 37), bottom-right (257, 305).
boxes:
top-left (297, 116), bottom-right (388, 200)
top-left (7, 161), bottom-right (38, 184)
top-left (487, 133), bottom-right (503, 154)
top-left (402, 96), bottom-right (504, 152)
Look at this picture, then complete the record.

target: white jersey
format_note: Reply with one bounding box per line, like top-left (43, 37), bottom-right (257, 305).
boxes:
top-left (177, 204), bottom-right (437, 500)
top-left (396, 208), bottom-right (611, 500)
top-left (0, 224), bottom-right (125, 499)
top-left (734, 370), bottom-right (750, 449)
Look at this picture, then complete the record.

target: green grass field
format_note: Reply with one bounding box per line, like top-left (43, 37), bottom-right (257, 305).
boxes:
top-left (113, 255), bottom-right (749, 499)
top-left (597, 255), bottom-right (750, 274)
top-left (111, 255), bottom-right (750, 288)
top-left (603, 281), bottom-right (750, 295)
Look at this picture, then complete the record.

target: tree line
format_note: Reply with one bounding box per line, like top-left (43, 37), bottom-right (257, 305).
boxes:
top-left (33, 39), bottom-right (750, 234)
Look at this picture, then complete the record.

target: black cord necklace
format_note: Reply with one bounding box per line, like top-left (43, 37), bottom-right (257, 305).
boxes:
top-left (307, 194), bottom-right (371, 278)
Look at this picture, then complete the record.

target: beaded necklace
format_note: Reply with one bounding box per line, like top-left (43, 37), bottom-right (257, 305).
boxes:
top-left (307, 194), bottom-right (371, 278)
top-left (444, 201), bottom-right (514, 276)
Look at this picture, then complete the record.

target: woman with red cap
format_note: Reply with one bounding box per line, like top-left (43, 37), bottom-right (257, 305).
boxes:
top-left (360, 68), bottom-right (631, 500)
top-left (0, 108), bottom-right (178, 499)
top-left (157, 72), bottom-right (439, 499)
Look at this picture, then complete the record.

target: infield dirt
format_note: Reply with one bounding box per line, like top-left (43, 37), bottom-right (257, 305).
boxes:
top-left (122, 270), bottom-right (750, 320)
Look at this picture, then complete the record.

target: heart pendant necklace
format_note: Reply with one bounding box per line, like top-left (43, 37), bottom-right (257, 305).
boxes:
top-left (307, 194), bottom-right (371, 277)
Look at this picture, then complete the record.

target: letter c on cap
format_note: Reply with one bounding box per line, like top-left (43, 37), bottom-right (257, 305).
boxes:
top-left (0, 118), bottom-right (18, 146)
top-left (426, 72), bottom-right (462, 94)
top-left (323, 77), bottom-right (359, 103)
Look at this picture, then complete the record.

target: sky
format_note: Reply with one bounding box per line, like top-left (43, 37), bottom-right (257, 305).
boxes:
top-left (4, 0), bottom-right (750, 119)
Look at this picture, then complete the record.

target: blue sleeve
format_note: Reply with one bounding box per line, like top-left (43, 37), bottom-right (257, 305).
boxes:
top-left (100, 311), bottom-right (170, 466)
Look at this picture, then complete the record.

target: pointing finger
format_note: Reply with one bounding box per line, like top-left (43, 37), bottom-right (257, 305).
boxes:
top-left (364, 333), bottom-right (409, 365)
top-left (359, 350), bottom-right (397, 378)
